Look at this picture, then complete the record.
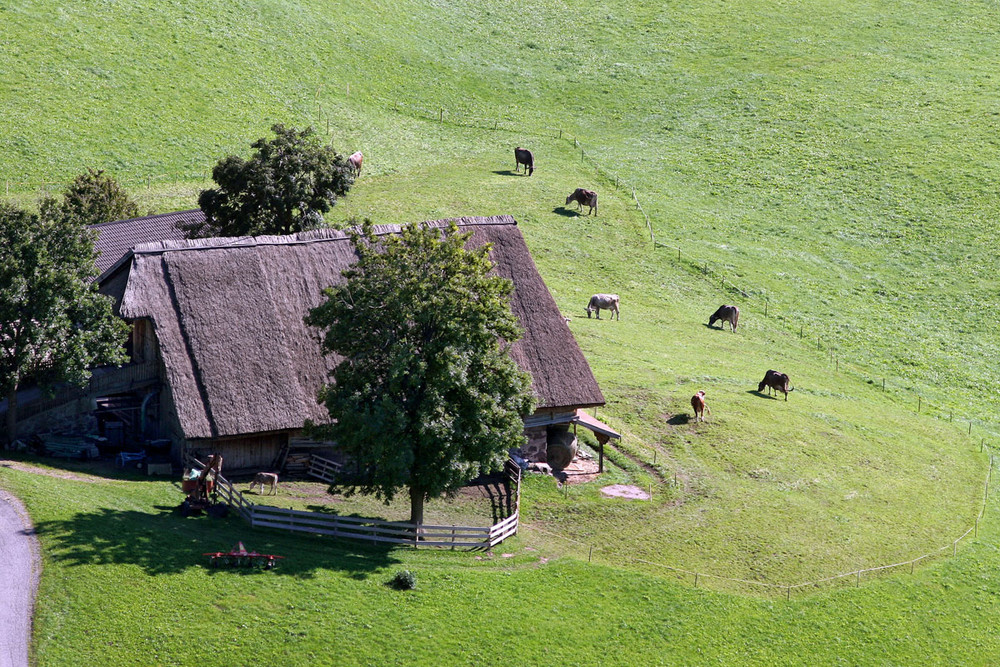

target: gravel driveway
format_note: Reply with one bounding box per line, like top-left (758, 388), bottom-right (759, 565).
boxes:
top-left (0, 488), bottom-right (38, 667)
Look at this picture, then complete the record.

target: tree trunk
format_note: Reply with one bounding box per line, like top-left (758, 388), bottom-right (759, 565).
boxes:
top-left (5, 387), bottom-right (17, 447)
top-left (409, 486), bottom-right (425, 537)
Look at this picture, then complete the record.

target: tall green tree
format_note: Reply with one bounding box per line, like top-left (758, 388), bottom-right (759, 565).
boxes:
top-left (0, 203), bottom-right (129, 444)
top-left (41, 168), bottom-right (141, 227)
top-left (184, 123), bottom-right (354, 238)
top-left (305, 222), bottom-right (536, 527)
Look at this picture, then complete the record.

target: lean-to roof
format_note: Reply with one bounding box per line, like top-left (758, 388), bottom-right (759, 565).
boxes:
top-left (102, 215), bottom-right (605, 439)
top-left (91, 209), bottom-right (199, 275)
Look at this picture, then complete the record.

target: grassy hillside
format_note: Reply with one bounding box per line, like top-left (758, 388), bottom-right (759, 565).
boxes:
top-left (4, 0), bottom-right (1000, 418)
top-left (4, 0), bottom-right (1000, 663)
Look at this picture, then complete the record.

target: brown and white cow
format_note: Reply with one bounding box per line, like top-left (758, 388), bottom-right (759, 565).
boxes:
top-left (709, 305), bottom-right (740, 332)
top-left (691, 390), bottom-right (710, 422)
top-left (566, 188), bottom-right (598, 215)
top-left (348, 151), bottom-right (363, 177)
top-left (757, 370), bottom-right (793, 400)
top-left (514, 147), bottom-right (534, 175)
top-left (249, 472), bottom-right (279, 495)
top-left (586, 293), bottom-right (620, 320)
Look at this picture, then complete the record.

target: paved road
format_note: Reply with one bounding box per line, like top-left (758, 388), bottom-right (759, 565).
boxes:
top-left (0, 489), bottom-right (38, 667)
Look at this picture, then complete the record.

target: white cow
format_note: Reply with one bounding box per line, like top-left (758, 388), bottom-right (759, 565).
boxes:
top-left (586, 293), bottom-right (620, 320)
top-left (249, 472), bottom-right (279, 495)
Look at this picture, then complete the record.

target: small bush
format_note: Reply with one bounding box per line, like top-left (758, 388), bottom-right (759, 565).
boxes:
top-left (390, 570), bottom-right (416, 590)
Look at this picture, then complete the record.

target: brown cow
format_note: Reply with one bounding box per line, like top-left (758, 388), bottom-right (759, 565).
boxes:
top-left (709, 305), bottom-right (740, 332)
top-left (514, 147), bottom-right (534, 175)
top-left (691, 390), bottom-right (710, 422)
top-left (348, 151), bottom-right (363, 177)
top-left (757, 370), bottom-right (793, 400)
top-left (566, 188), bottom-right (598, 215)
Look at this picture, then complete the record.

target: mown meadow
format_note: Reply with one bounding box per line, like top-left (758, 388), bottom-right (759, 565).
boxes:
top-left (3, 0), bottom-right (1000, 663)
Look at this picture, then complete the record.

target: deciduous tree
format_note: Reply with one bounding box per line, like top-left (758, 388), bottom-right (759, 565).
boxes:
top-left (305, 222), bottom-right (535, 527)
top-left (47, 168), bottom-right (141, 226)
top-left (184, 124), bottom-right (354, 238)
top-left (0, 203), bottom-right (129, 444)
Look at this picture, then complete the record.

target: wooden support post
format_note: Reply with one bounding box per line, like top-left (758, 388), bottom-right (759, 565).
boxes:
top-left (918, 397), bottom-right (921, 412)
top-left (589, 545), bottom-right (593, 562)
top-left (439, 108), bottom-right (443, 122)
top-left (599, 441), bottom-right (604, 473)
top-left (786, 586), bottom-right (791, 601)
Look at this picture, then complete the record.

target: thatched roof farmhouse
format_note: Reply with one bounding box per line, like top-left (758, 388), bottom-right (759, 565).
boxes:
top-left (55, 214), bottom-right (617, 471)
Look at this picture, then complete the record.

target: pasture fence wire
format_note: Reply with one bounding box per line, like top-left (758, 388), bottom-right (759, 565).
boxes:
top-left (526, 448), bottom-right (993, 598)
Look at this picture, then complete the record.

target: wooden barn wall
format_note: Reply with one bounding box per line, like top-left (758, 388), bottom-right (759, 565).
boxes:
top-left (184, 432), bottom-right (289, 472)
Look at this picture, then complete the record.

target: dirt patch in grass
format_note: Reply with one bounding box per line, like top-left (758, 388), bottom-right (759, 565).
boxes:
top-left (600, 484), bottom-right (651, 500)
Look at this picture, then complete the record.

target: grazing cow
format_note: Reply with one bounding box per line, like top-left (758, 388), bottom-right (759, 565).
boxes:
top-left (249, 472), bottom-right (279, 495)
top-left (566, 188), bottom-right (598, 215)
top-left (709, 305), bottom-right (740, 332)
top-left (514, 147), bottom-right (534, 175)
top-left (691, 390), bottom-right (710, 422)
top-left (757, 370), bottom-right (793, 400)
top-left (586, 293), bottom-right (620, 320)
top-left (348, 151), bottom-right (363, 177)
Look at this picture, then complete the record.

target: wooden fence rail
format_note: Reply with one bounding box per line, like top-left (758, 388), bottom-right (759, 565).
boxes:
top-left (185, 454), bottom-right (520, 549)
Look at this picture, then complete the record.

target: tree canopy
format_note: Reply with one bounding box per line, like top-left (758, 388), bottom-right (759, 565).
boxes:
top-left (0, 202), bottom-right (129, 443)
top-left (184, 123), bottom-right (354, 238)
top-left (305, 222), bottom-right (536, 526)
top-left (40, 168), bottom-right (141, 227)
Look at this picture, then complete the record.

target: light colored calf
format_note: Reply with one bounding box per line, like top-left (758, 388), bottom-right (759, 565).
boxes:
top-left (249, 472), bottom-right (279, 495)
top-left (348, 151), bottom-right (363, 177)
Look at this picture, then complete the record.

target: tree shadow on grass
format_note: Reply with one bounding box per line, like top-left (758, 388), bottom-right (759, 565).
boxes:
top-left (31, 506), bottom-right (399, 579)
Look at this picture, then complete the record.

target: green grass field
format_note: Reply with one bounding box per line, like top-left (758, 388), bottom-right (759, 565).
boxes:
top-left (4, 0), bottom-right (1000, 663)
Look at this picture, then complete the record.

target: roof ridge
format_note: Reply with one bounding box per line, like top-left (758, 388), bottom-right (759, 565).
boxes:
top-left (130, 215), bottom-right (518, 256)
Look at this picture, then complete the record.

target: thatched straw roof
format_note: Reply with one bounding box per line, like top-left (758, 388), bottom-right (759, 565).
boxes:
top-left (100, 215), bottom-right (605, 440)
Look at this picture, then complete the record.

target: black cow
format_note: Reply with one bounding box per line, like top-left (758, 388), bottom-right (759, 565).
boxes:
top-left (709, 305), bottom-right (740, 332)
top-left (514, 147), bottom-right (534, 175)
top-left (758, 370), bottom-right (793, 400)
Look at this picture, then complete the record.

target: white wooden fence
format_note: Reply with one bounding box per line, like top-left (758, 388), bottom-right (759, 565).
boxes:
top-left (187, 454), bottom-right (521, 549)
